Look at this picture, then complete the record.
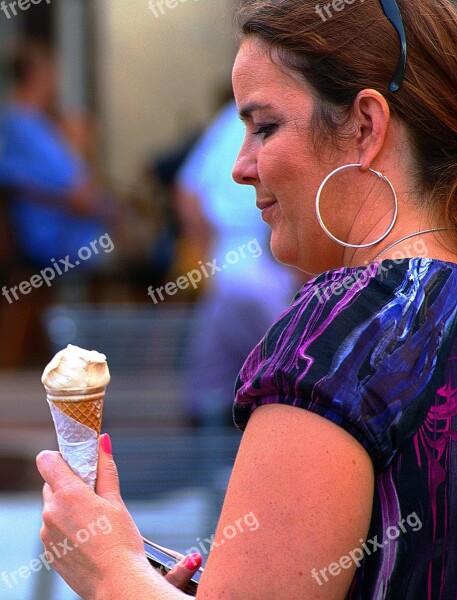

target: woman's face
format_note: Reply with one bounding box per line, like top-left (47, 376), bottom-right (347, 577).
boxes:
top-left (232, 38), bottom-right (355, 274)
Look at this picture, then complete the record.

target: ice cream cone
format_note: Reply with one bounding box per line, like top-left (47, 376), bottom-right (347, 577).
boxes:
top-left (42, 345), bottom-right (110, 489)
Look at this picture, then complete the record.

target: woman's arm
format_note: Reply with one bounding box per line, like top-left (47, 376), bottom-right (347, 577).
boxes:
top-left (196, 403), bottom-right (375, 599)
top-left (37, 403), bottom-right (374, 599)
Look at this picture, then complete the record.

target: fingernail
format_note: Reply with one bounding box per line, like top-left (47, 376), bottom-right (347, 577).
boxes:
top-left (100, 433), bottom-right (112, 455)
top-left (184, 553), bottom-right (202, 570)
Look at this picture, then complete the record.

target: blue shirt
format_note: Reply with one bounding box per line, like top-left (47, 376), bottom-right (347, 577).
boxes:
top-left (178, 100), bottom-right (294, 298)
top-left (0, 104), bottom-right (103, 267)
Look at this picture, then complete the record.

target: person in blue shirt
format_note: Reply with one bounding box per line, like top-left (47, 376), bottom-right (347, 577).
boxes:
top-left (0, 38), bottom-right (112, 269)
top-left (176, 100), bottom-right (299, 426)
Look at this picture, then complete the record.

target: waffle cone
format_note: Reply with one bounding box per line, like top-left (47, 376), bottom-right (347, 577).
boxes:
top-left (52, 396), bottom-right (103, 433)
top-left (45, 388), bottom-right (105, 434)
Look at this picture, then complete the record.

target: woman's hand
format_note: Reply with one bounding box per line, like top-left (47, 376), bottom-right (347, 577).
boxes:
top-left (36, 435), bottom-right (202, 599)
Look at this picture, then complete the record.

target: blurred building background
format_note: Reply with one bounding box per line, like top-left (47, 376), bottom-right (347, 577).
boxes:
top-left (0, 2), bottom-right (300, 598)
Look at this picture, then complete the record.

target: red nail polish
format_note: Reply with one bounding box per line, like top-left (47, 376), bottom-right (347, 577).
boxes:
top-left (184, 553), bottom-right (202, 570)
top-left (100, 433), bottom-right (112, 455)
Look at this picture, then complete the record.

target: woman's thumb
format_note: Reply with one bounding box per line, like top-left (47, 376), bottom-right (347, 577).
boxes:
top-left (96, 433), bottom-right (121, 501)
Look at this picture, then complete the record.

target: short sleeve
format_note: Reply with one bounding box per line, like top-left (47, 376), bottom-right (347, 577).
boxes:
top-left (233, 258), bottom-right (457, 470)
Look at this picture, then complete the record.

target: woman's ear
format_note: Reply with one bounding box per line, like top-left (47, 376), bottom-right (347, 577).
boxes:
top-left (353, 89), bottom-right (390, 171)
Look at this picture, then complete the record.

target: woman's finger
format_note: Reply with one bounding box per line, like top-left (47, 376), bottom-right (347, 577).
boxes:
top-left (95, 434), bottom-right (122, 503)
top-left (36, 451), bottom-right (83, 492)
top-left (164, 553), bottom-right (202, 591)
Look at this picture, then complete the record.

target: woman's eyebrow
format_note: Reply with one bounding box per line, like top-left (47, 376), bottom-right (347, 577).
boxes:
top-left (238, 102), bottom-right (275, 120)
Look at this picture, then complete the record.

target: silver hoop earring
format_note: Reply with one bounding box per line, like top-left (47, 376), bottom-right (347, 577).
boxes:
top-left (315, 163), bottom-right (398, 249)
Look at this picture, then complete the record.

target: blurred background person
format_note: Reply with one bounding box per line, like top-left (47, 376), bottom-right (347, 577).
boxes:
top-left (142, 128), bottom-right (203, 298)
top-left (0, 37), bottom-right (115, 270)
top-left (0, 37), bottom-right (116, 368)
top-left (0, 37), bottom-right (164, 367)
top-left (175, 99), bottom-right (302, 428)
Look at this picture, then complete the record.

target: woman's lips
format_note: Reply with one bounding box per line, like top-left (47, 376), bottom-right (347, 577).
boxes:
top-left (257, 200), bottom-right (278, 219)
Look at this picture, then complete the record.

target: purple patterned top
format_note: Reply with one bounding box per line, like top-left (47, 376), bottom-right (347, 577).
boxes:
top-left (233, 258), bottom-right (457, 599)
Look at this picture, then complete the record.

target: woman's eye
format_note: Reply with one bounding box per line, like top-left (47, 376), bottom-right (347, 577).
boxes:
top-left (253, 124), bottom-right (277, 139)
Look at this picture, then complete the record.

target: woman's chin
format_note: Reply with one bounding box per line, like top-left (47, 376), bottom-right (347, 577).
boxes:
top-left (270, 234), bottom-right (298, 267)
top-left (270, 235), bottom-right (329, 274)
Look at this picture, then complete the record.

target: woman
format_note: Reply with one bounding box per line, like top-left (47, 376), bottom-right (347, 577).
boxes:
top-left (37, 0), bottom-right (457, 597)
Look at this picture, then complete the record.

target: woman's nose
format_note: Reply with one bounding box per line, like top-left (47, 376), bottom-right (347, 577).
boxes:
top-left (232, 148), bottom-right (258, 186)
